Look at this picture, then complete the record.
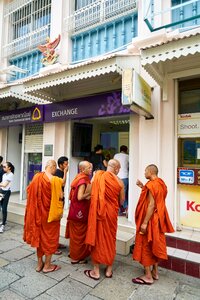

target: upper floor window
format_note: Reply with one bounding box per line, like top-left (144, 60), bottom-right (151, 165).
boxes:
top-left (75, 0), bottom-right (97, 10)
top-left (144, 0), bottom-right (200, 31)
top-left (4, 0), bottom-right (51, 57)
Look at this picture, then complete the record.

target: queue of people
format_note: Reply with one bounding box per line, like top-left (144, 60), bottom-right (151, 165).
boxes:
top-left (22, 152), bottom-right (174, 286)
top-left (0, 149), bottom-right (174, 285)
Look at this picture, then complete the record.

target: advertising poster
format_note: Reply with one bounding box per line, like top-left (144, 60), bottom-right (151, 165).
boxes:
top-left (179, 185), bottom-right (200, 228)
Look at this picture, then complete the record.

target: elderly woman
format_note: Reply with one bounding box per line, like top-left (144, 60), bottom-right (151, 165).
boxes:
top-left (0, 161), bottom-right (15, 233)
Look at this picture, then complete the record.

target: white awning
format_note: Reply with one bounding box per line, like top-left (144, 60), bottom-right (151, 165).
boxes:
top-left (132, 29), bottom-right (200, 86)
top-left (23, 53), bottom-right (139, 102)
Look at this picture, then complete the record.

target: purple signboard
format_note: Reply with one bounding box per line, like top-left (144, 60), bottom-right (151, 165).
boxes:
top-left (44, 91), bottom-right (130, 122)
top-left (0, 105), bottom-right (43, 127)
top-left (0, 91), bottom-right (130, 127)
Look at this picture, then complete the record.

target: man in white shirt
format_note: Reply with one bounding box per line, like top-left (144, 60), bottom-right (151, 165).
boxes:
top-left (114, 145), bottom-right (129, 217)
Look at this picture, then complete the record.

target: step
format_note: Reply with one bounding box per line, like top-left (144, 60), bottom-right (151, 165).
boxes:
top-left (160, 230), bottom-right (200, 278)
top-left (116, 229), bottom-right (135, 256)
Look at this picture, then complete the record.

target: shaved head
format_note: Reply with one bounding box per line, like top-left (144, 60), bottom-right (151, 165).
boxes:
top-left (107, 159), bottom-right (121, 175)
top-left (146, 164), bottom-right (158, 175)
top-left (45, 160), bottom-right (57, 169)
top-left (79, 161), bottom-right (91, 171)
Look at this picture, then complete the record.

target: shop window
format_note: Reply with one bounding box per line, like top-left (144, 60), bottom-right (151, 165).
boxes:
top-left (179, 138), bottom-right (200, 167)
top-left (179, 89), bottom-right (200, 114)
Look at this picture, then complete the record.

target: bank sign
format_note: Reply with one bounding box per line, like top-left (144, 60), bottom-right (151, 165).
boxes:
top-left (0, 106), bottom-right (43, 127)
top-left (178, 113), bottom-right (200, 135)
top-left (0, 92), bottom-right (130, 127)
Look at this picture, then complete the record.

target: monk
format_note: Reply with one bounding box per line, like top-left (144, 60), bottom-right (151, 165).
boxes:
top-left (65, 161), bottom-right (92, 264)
top-left (23, 160), bottom-right (67, 273)
top-left (132, 164), bottom-right (174, 285)
top-left (84, 159), bottom-right (125, 280)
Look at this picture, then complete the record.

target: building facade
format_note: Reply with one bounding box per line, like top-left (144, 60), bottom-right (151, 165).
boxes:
top-left (0, 0), bottom-right (200, 233)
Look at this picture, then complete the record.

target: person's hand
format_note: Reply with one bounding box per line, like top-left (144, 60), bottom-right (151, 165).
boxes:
top-left (140, 223), bottom-right (147, 235)
top-left (64, 165), bottom-right (69, 173)
top-left (136, 179), bottom-right (143, 189)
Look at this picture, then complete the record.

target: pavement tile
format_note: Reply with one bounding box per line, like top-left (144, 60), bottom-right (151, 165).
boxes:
top-left (176, 293), bottom-right (200, 300)
top-left (83, 295), bottom-right (104, 300)
top-left (4, 257), bottom-right (38, 276)
top-left (179, 284), bottom-right (200, 297)
top-left (128, 275), bottom-right (179, 300)
top-left (46, 277), bottom-right (91, 300)
top-left (34, 293), bottom-right (56, 300)
top-left (89, 265), bottom-right (136, 300)
top-left (0, 247), bottom-right (32, 262)
top-left (0, 269), bottom-right (20, 289)
top-left (42, 261), bottom-right (74, 281)
top-left (0, 240), bottom-right (23, 252)
top-left (10, 272), bottom-right (57, 298)
top-left (0, 257), bottom-right (9, 267)
top-left (0, 289), bottom-right (25, 300)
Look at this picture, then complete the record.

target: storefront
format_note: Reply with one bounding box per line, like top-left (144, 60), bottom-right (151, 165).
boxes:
top-left (139, 30), bottom-right (200, 231)
top-left (177, 79), bottom-right (200, 229)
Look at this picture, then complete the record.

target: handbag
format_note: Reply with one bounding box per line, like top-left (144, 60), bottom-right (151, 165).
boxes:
top-left (67, 185), bottom-right (90, 223)
top-left (0, 193), bottom-right (4, 201)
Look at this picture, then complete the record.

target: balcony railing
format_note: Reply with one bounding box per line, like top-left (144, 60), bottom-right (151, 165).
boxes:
top-left (3, 25), bottom-right (50, 58)
top-left (65, 0), bottom-right (137, 34)
top-left (144, 0), bottom-right (200, 32)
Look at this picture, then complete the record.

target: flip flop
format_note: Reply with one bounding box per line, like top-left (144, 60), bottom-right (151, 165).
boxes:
top-left (71, 259), bottom-right (87, 265)
top-left (104, 268), bottom-right (113, 278)
top-left (58, 243), bottom-right (66, 249)
top-left (43, 265), bottom-right (61, 273)
top-left (54, 250), bottom-right (62, 255)
top-left (84, 270), bottom-right (100, 280)
top-left (132, 277), bottom-right (153, 285)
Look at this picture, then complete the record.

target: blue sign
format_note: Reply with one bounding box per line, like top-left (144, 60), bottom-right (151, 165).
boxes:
top-left (179, 170), bottom-right (194, 184)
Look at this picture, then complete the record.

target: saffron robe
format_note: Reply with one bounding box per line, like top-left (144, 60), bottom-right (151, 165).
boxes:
top-left (133, 178), bottom-right (174, 267)
top-left (23, 172), bottom-right (63, 256)
top-left (65, 173), bottom-right (91, 261)
top-left (85, 170), bottom-right (122, 265)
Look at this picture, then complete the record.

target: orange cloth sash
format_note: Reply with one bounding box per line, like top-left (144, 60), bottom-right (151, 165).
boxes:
top-left (133, 178), bottom-right (174, 265)
top-left (23, 172), bottom-right (60, 255)
top-left (85, 170), bottom-right (121, 265)
top-left (48, 176), bottom-right (63, 222)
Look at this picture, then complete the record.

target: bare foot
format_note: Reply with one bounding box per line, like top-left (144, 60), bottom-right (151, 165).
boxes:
top-left (133, 275), bottom-right (153, 284)
top-left (152, 271), bottom-right (159, 280)
top-left (43, 264), bottom-right (61, 273)
top-left (35, 262), bottom-right (44, 272)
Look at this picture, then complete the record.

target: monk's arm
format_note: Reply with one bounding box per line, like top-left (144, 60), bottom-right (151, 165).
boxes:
top-left (140, 191), bottom-right (155, 234)
top-left (118, 178), bottom-right (125, 205)
top-left (77, 184), bottom-right (91, 201)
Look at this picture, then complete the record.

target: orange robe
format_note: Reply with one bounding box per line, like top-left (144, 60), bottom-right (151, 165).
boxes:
top-left (65, 173), bottom-right (91, 261)
top-left (85, 170), bottom-right (122, 265)
top-left (23, 172), bottom-right (62, 257)
top-left (133, 178), bottom-right (174, 267)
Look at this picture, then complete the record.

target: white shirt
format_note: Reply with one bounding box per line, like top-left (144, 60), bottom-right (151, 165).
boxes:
top-left (114, 152), bottom-right (129, 179)
top-left (2, 172), bottom-right (14, 191)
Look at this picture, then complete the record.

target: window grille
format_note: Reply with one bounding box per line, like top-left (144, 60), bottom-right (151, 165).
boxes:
top-left (25, 123), bottom-right (43, 135)
top-left (3, 0), bottom-right (51, 57)
top-left (76, 0), bottom-right (97, 10)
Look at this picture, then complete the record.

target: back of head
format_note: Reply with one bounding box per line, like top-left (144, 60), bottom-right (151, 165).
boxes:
top-left (57, 156), bottom-right (68, 167)
top-left (147, 164), bottom-right (158, 175)
top-left (6, 161), bottom-right (15, 174)
top-left (120, 145), bottom-right (128, 153)
top-left (107, 159), bottom-right (120, 174)
top-left (45, 160), bottom-right (56, 170)
top-left (94, 144), bottom-right (103, 152)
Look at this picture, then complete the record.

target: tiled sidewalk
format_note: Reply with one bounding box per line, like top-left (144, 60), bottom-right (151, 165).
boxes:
top-left (0, 222), bottom-right (200, 300)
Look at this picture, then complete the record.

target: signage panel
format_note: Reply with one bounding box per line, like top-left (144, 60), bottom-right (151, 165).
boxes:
top-left (178, 113), bottom-right (200, 135)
